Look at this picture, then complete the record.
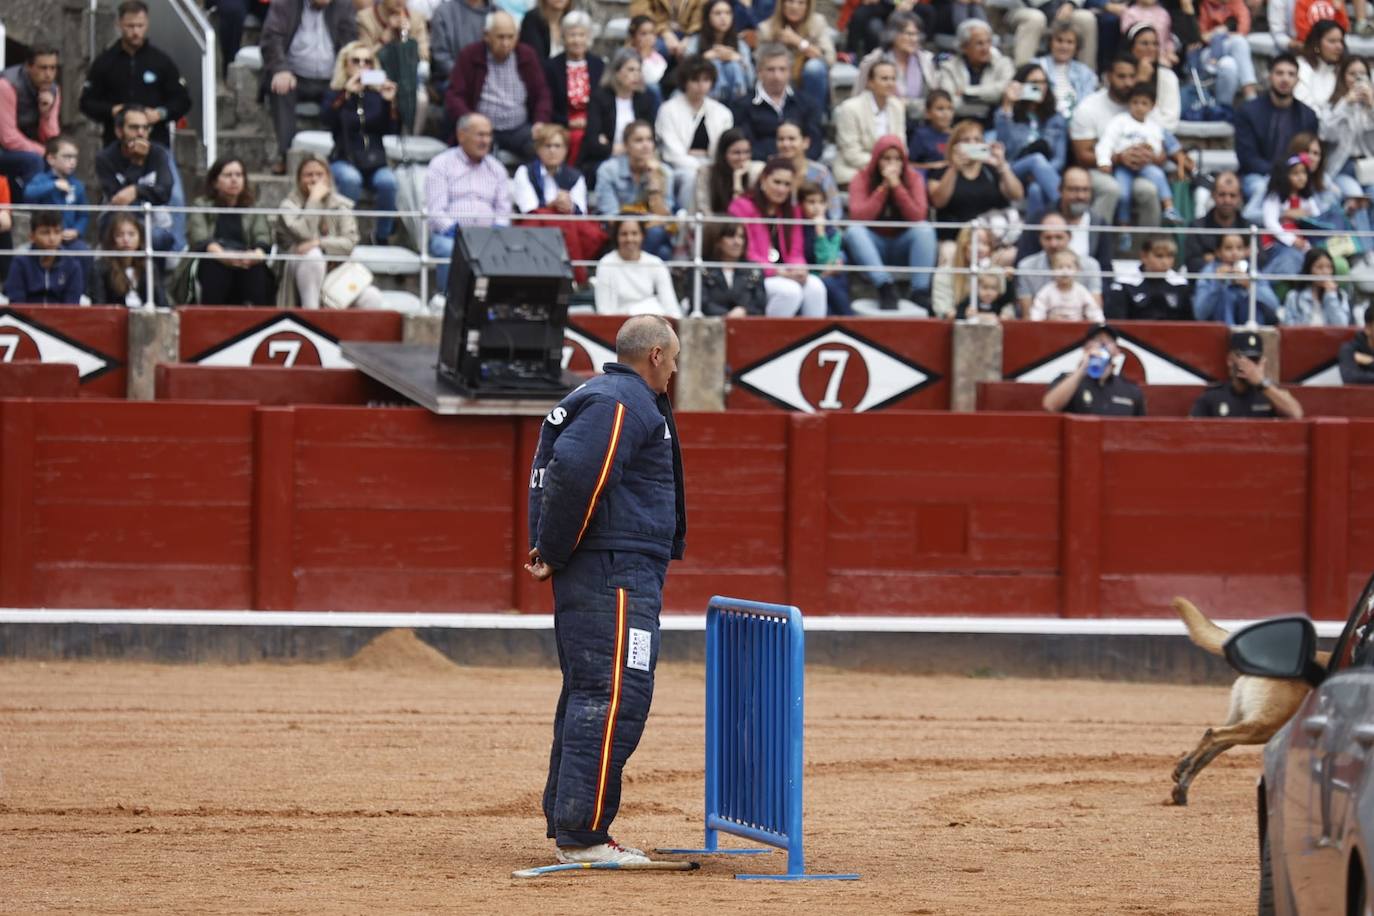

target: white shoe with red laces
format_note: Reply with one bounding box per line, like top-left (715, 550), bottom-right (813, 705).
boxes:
top-left (555, 840), bottom-right (651, 865)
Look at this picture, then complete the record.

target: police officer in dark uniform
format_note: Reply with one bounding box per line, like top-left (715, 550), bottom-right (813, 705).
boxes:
top-left (1042, 323), bottom-right (1147, 416)
top-left (1190, 331), bottom-right (1304, 419)
top-left (524, 315), bottom-right (687, 866)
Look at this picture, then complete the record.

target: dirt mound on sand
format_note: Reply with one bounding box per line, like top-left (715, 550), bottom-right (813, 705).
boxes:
top-left (343, 629), bottom-right (456, 674)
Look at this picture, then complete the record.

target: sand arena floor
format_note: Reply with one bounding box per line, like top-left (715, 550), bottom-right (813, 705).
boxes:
top-left (0, 630), bottom-right (1263, 915)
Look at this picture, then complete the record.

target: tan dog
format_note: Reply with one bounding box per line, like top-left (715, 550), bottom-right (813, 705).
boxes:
top-left (1169, 597), bottom-right (1330, 806)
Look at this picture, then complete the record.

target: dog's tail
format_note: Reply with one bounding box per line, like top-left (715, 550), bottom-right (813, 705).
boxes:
top-left (1172, 597), bottom-right (1230, 657)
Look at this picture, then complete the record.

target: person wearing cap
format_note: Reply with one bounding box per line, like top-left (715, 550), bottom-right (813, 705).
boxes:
top-left (1189, 331), bottom-right (1303, 418)
top-left (1042, 324), bottom-right (1146, 415)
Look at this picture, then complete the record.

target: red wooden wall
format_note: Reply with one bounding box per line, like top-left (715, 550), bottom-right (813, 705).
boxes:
top-left (2, 400), bottom-right (1368, 620)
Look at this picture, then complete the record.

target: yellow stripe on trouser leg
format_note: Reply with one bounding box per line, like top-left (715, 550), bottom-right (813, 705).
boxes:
top-left (591, 587), bottom-right (627, 831)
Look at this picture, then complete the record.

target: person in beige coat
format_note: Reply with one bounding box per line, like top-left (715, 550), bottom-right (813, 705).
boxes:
top-left (832, 59), bottom-right (908, 185)
top-left (274, 155), bottom-right (383, 309)
top-left (934, 18), bottom-right (1013, 122)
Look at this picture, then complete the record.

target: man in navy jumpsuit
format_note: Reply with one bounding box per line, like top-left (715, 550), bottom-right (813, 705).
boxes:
top-left (525, 315), bottom-right (687, 864)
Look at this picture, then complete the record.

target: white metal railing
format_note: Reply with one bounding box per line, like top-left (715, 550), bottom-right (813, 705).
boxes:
top-left (3, 201), bottom-right (1372, 327)
top-left (145, 0), bottom-right (217, 168)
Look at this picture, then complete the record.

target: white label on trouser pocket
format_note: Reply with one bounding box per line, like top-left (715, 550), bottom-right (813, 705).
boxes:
top-left (626, 628), bottom-right (652, 672)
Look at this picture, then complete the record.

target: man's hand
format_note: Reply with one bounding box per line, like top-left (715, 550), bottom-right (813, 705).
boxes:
top-left (145, 108), bottom-right (163, 125)
top-left (1120, 145), bottom-right (1151, 171)
top-left (37, 90), bottom-right (55, 115)
top-left (61, 228), bottom-right (78, 242)
top-left (110, 185), bottom-right (138, 206)
top-left (1234, 354), bottom-right (1266, 387)
top-left (271, 71), bottom-right (298, 95)
top-left (128, 137), bottom-right (150, 159)
top-left (525, 548), bottom-right (554, 581)
top-left (1355, 351), bottom-right (1374, 366)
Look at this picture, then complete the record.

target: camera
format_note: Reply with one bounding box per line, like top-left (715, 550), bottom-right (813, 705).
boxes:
top-left (361, 68), bottom-right (387, 88)
top-left (1020, 83), bottom-right (1044, 102)
top-left (963, 142), bottom-right (991, 162)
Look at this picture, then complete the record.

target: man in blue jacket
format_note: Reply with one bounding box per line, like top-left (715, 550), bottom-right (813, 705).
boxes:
top-left (1233, 53), bottom-right (1316, 209)
top-left (525, 315), bottom-right (687, 866)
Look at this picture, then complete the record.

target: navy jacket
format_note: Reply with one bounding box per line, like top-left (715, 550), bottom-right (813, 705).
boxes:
top-left (529, 363), bottom-right (687, 569)
top-left (731, 90), bottom-right (823, 161)
top-left (3, 252), bottom-right (84, 305)
top-left (1234, 95), bottom-right (1317, 178)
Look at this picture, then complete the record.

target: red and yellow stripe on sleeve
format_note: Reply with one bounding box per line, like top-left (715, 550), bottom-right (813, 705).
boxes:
top-left (573, 401), bottom-right (626, 549)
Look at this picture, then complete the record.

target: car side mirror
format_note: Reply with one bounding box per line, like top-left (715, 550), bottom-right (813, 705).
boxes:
top-left (1222, 615), bottom-right (1326, 688)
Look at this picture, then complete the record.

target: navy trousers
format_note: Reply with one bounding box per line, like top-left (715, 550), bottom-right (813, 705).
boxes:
top-left (543, 548), bottom-right (666, 847)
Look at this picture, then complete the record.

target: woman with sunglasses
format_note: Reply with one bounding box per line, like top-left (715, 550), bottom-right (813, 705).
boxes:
top-left (321, 41), bottom-right (400, 245)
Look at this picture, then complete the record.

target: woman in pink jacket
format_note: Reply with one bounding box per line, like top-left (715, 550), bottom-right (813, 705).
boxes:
top-left (726, 157), bottom-right (827, 316)
top-left (843, 134), bottom-right (938, 312)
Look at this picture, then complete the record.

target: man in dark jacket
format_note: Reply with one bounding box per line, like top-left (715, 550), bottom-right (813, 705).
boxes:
top-left (1340, 308), bottom-right (1374, 384)
top-left (443, 11), bottom-right (550, 158)
top-left (94, 105), bottom-right (177, 251)
top-left (525, 315), bottom-right (686, 867)
top-left (1233, 53), bottom-right (1316, 207)
top-left (731, 43), bottom-right (822, 160)
top-left (259, 0), bottom-right (357, 174)
top-left (1183, 171), bottom-right (1252, 275)
top-left (79, 0), bottom-right (192, 148)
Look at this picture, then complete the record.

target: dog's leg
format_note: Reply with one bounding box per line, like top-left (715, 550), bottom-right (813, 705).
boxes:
top-left (1171, 720), bottom-right (1275, 805)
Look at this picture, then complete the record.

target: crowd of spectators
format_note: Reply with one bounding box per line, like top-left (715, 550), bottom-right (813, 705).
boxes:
top-left (1, 0), bottom-right (1374, 331)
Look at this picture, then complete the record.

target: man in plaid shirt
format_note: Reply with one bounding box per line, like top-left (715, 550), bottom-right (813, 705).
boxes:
top-left (425, 112), bottom-right (511, 294)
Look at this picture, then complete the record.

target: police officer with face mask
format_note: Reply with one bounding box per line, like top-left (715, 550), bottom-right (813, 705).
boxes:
top-left (1042, 323), bottom-right (1147, 415)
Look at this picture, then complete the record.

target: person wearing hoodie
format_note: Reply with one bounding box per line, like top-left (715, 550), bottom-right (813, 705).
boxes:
top-left (843, 134), bottom-right (938, 311)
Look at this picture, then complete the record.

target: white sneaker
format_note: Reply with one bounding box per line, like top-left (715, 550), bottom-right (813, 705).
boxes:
top-left (555, 840), bottom-right (651, 865)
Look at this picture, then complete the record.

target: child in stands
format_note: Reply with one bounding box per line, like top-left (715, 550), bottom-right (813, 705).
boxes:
top-left (2, 210), bottom-right (84, 305)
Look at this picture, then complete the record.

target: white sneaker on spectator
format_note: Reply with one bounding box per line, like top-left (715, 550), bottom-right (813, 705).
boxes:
top-left (555, 840), bottom-right (651, 865)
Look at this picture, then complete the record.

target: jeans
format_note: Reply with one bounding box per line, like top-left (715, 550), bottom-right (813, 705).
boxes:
top-left (798, 58), bottom-right (829, 114)
top-left (1241, 172), bottom-right (1269, 223)
top-left (642, 225), bottom-right (672, 261)
top-left (166, 154), bottom-right (187, 252)
top-left (1113, 164), bottom-right (1171, 223)
top-left (1207, 33), bottom-right (1257, 107)
top-left (431, 230), bottom-right (456, 295)
top-left (331, 161), bottom-right (398, 243)
top-left (709, 59), bottom-right (751, 103)
top-left (1262, 242), bottom-right (1305, 281)
top-left (843, 223), bottom-right (938, 293)
top-left (822, 273), bottom-right (852, 315)
top-left (0, 148), bottom-right (43, 193)
top-left (1013, 153), bottom-right (1061, 219)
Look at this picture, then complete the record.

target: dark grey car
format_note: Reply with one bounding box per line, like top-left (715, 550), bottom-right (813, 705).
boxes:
top-left (1225, 573), bottom-right (1374, 916)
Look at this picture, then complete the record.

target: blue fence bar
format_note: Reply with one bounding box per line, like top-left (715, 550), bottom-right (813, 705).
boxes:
top-left (659, 596), bottom-right (858, 881)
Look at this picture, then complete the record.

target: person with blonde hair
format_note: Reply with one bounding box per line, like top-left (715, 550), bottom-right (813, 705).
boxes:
top-left (322, 41), bottom-right (401, 244)
top-left (757, 0), bottom-right (835, 111)
top-left (514, 124), bottom-right (605, 285)
top-left (275, 154), bottom-right (383, 310)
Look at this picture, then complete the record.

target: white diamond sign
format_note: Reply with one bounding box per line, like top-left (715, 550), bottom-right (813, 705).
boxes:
top-left (190, 316), bottom-right (351, 368)
top-left (734, 326), bottom-right (937, 413)
top-left (0, 310), bottom-right (114, 380)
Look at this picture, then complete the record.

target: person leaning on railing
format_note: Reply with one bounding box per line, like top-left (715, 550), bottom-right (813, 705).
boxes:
top-left (170, 158), bottom-right (275, 307)
top-left (275, 154), bottom-right (383, 310)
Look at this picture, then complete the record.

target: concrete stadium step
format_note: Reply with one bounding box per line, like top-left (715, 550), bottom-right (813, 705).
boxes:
top-left (216, 126), bottom-right (278, 174)
top-left (246, 171), bottom-right (293, 209)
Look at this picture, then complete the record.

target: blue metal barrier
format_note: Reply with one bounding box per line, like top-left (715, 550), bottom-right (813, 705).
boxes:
top-left (659, 596), bottom-right (859, 881)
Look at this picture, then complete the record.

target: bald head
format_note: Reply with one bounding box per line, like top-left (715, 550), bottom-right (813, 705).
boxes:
top-left (616, 316), bottom-right (680, 393)
top-left (485, 11), bottom-right (518, 59)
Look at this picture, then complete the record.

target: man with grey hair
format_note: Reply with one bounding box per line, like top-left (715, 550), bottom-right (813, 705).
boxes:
top-left (442, 9), bottom-right (551, 157)
top-left (525, 314), bottom-right (686, 867)
top-left (933, 19), bottom-right (1013, 121)
top-left (730, 42), bottom-right (822, 160)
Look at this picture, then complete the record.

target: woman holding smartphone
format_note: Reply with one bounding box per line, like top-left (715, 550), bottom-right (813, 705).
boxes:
top-left (927, 119), bottom-right (1024, 244)
top-left (994, 63), bottom-right (1066, 216)
top-left (321, 41), bottom-right (401, 245)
